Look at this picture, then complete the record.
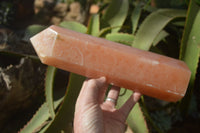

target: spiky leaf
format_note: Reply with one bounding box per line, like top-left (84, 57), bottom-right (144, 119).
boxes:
top-left (179, 0), bottom-right (200, 115)
top-left (20, 76), bottom-right (64, 133)
top-left (98, 26), bottom-right (122, 37)
top-left (44, 73), bottom-right (85, 133)
top-left (59, 21), bottom-right (87, 33)
top-left (105, 33), bottom-right (134, 46)
top-left (117, 89), bottom-right (149, 133)
top-left (87, 14), bottom-right (100, 36)
top-left (131, 3), bottom-right (142, 34)
top-left (102, 0), bottom-right (129, 33)
top-left (152, 30), bottom-right (169, 46)
top-left (132, 9), bottom-right (186, 51)
top-left (23, 25), bottom-right (46, 41)
top-left (20, 103), bottom-right (50, 133)
top-left (45, 66), bottom-right (57, 118)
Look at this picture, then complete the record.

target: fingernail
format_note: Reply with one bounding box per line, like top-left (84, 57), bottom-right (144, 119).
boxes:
top-left (99, 76), bottom-right (106, 82)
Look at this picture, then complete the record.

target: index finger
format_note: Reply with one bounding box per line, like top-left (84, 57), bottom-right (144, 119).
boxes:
top-left (77, 77), bottom-right (107, 105)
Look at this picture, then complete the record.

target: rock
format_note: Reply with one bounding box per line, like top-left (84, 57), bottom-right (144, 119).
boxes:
top-left (54, 3), bottom-right (68, 12)
top-left (34, 0), bottom-right (55, 14)
top-left (53, 3), bottom-right (68, 17)
top-left (90, 4), bottom-right (99, 14)
top-left (0, 57), bottom-right (46, 132)
top-left (34, 0), bottom-right (44, 13)
top-left (64, 2), bottom-right (85, 23)
top-left (70, 2), bottom-right (81, 13)
top-left (51, 16), bottom-right (61, 25)
top-left (0, 28), bottom-right (12, 50)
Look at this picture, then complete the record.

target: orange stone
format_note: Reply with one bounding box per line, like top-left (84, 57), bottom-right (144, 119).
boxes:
top-left (30, 25), bottom-right (191, 102)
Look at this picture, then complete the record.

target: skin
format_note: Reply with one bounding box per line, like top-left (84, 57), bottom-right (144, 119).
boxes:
top-left (74, 77), bottom-right (141, 133)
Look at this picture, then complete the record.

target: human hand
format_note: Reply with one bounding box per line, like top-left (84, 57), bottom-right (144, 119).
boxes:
top-left (74, 77), bottom-right (141, 133)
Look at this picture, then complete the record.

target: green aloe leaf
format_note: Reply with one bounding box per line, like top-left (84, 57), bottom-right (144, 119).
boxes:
top-left (132, 9), bottom-right (186, 51)
top-left (45, 66), bottom-right (57, 118)
top-left (117, 89), bottom-right (149, 133)
top-left (102, 0), bottom-right (129, 33)
top-left (20, 98), bottom-right (64, 133)
top-left (87, 14), bottom-right (100, 36)
top-left (20, 97), bottom-right (64, 133)
top-left (23, 25), bottom-right (46, 41)
top-left (20, 67), bottom-right (64, 133)
top-left (131, 3), bottom-right (142, 34)
top-left (179, 0), bottom-right (200, 115)
top-left (98, 26), bottom-right (122, 37)
top-left (127, 103), bottom-right (149, 133)
top-left (20, 103), bottom-right (50, 133)
top-left (44, 73), bottom-right (85, 133)
top-left (38, 98), bottom-right (64, 133)
top-left (59, 21), bottom-right (87, 33)
top-left (152, 30), bottom-right (169, 46)
top-left (25, 25), bottom-right (46, 36)
top-left (105, 33), bottom-right (134, 46)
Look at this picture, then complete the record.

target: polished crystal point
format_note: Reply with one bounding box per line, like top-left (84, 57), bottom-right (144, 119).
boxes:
top-left (31, 25), bottom-right (191, 102)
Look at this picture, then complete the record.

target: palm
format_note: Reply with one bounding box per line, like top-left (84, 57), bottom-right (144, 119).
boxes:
top-left (74, 77), bottom-right (141, 133)
top-left (101, 103), bottom-right (127, 133)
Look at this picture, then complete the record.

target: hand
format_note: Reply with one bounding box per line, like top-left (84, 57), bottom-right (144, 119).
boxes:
top-left (74, 77), bottom-right (141, 133)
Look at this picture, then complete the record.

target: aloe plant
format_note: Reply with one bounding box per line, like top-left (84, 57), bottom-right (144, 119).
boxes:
top-left (179, 0), bottom-right (200, 116)
top-left (17, 0), bottom-right (200, 132)
top-left (132, 9), bottom-right (186, 50)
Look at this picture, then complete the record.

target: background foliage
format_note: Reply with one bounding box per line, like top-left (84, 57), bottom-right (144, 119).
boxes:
top-left (0, 0), bottom-right (200, 132)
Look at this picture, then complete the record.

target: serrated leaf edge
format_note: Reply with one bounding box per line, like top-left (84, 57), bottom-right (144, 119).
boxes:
top-left (18, 103), bottom-right (50, 133)
top-left (45, 66), bottom-right (57, 119)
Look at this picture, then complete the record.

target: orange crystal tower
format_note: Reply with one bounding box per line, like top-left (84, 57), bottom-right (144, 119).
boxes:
top-left (30, 25), bottom-right (191, 102)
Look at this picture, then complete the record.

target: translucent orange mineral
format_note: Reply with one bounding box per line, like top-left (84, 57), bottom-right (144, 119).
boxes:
top-left (30, 25), bottom-right (191, 102)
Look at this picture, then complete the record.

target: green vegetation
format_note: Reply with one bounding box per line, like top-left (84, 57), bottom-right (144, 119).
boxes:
top-left (0, 0), bottom-right (200, 132)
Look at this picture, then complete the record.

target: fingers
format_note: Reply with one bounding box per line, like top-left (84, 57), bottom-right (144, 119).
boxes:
top-left (118, 92), bottom-right (141, 122)
top-left (77, 77), bottom-right (108, 105)
top-left (105, 86), bottom-right (120, 107)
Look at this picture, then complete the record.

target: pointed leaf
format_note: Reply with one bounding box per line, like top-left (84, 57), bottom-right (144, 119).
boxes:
top-left (20, 103), bottom-right (50, 133)
top-left (59, 21), bottom-right (87, 33)
top-left (25, 25), bottom-right (46, 36)
top-left (20, 67), bottom-right (65, 133)
top-left (105, 33), bottom-right (134, 46)
top-left (127, 103), bottom-right (149, 133)
top-left (23, 25), bottom-right (47, 42)
top-left (131, 3), bottom-right (142, 34)
top-left (45, 66), bottom-right (57, 118)
top-left (179, 0), bottom-right (200, 115)
top-left (20, 97), bottom-right (64, 133)
top-left (102, 0), bottom-right (129, 33)
top-left (132, 9), bottom-right (186, 51)
top-left (117, 89), bottom-right (149, 133)
top-left (172, 20), bottom-right (185, 27)
top-left (98, 26), bottom-right (122, 37)
top-left (44, 73), bottom-right (85, 133)
top-left (152, 30), bottom-right (169, 46)
top-left (87, 14), bottom-right (100, 36)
